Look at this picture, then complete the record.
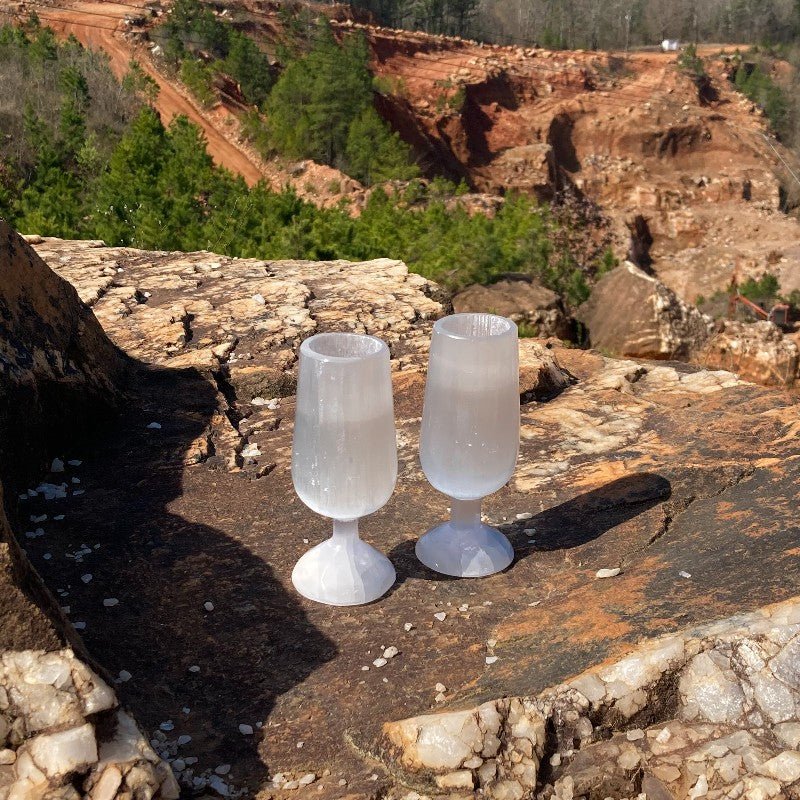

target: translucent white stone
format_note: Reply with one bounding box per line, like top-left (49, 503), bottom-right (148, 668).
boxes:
top-left (27, 723), bottom-right (97, 777)
top-left (679, 652), bottom-right (745, 724)
top-left (91, 765), bottom-right (123, 800)
top-left (758, 751), bottom-right (800, 784)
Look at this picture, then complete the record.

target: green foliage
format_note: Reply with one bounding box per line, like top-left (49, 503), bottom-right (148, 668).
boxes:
top-left (122, 60), bottom-right (159, 105)
top-left (0, 22), bottom-right (142, 237)
top-left (734, 63), bottom-right (789, 137)
top-left (345, 107), bottom-right (419, 184)
top-left (267, 21), bottom-right (372, 164)
top-left (266, 20), bottom-right (417, 184)
top-left (179, 58), bottom-right (216, 107)
top-left (739, 272), bottom-right (781, 301)
top-left (153, 0), bottom-right (273, 107)
top-left (678, 44), bottom-right (705, 76)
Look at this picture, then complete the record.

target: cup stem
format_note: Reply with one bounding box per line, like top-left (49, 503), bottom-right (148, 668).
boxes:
top-left (450, 498), bottom-right (482, 527)
top-left (332, 518), bottom-right (359, 540)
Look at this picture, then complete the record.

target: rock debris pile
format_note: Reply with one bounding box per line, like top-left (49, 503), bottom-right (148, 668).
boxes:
top-left (0, 650), bottom-right (178, 800)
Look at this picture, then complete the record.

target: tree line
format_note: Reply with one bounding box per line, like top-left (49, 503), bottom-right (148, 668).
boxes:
top-left (349, 0), bottom-right (800, 50)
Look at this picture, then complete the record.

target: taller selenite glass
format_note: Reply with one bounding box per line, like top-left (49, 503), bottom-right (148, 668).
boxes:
top-left (291, 332), bottom-right (397, 606)
top-left (416, 313), bottom-right (520, 577)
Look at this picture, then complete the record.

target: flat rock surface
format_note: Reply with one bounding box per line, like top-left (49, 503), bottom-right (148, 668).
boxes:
top-left (14, 238), bottom-right (800, 798)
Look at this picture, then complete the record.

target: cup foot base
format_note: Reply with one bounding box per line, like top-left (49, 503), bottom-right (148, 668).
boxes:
top-left (415, 522), bottom-right (514, 578)
top-left (292, 536), bottom-right (396, 606)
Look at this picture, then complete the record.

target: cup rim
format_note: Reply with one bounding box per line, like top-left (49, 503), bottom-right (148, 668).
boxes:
top-left (300, 332), bottom-right (388, 363)
top-left (433, 313), bottom-right (517, 341)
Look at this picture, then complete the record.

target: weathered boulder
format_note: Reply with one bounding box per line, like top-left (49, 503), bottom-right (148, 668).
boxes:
top-left (0, 223), bottom-right (126, 484)
top-left (0, 226), bottom-right (176, 800)
top-left (8, 234), bottom-right (800, 799)
top-left (453, 277), bottom-right (576, 341)
top-left (699, 319), bottom-right (799, 387)
top-left (577, 261), bottom-right (712, 359)
top-left (383, 598), bottom-right (800, 799)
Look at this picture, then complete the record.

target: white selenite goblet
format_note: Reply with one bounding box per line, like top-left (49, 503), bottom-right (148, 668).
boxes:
top-left (416, 313), bottom-right (520, 577)
top-left (291, 332), bottom-right (397, 605)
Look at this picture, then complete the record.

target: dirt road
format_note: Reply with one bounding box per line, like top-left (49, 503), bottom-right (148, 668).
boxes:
top-left (32, 1), bottom-right (264, 184)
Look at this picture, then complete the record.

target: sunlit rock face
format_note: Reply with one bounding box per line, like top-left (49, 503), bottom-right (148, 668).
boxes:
top-left (383, 599), bottom-right (800, 799)
top-left (5, 229), bottom-right (800, 799)
top-left (0, 650), bottom-right (178, 799)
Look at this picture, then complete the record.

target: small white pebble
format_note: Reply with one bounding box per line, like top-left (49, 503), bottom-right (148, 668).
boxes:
top-left (177, 735), bottom-right (192, 745)
top-left (679, 570), bottom-right (692, 579)
top-left (371, 774), bottom-right (378, 781)
top-left (252, 293), bottom-right (266, 305)
top-left (516, 512), bottom-right (533, 520)
top-left (146, 422), bottom-right (162, 430)
top-left (435, 692), bottom-right (446, 703)
top-left (215, 764), bottom-right (231, 775)
top-left (383, 646), bottom-right (399, 659)
top-left (188, 665), bottom-right (200, 673)
top-left (435, 682), bottom-right (447, 692)
top-left (458, 604), bottom-right (469, 611)
top-left (403, 622), bottom-right (414, 631)
top-left (338, 779), bottom-right (347, 786)
top-left (302, 538), bottom-right (309, 544)
top-left (103, 598), bottom-right (119, 607)
top-left (550, 753), bottom-right (561, 767)
top-left (296, 741), bottom-right (304, 749)
top-left (118, 670), bottom-right (132, 682)
top-left (372, 657), bottom-right (388, 668)
top-left (595, 568), bottom-right (621, 579)
top-left (433, 612), bottom-right (447, 622)
top-left (43, 553), bottom-right (52, 560)
top-left (483, 600), bottom-right (492, 606)
top-left (361, 666), bottom-right (369, 671)
top-left (485, 656), bottom-right (498, 665)
top-left (298, 773), bottom-right (316, 786)
top-left (655, 727), bottom-right (672, 743)
top-left (204, 601), bottom-right (214, 612)
top-left (81, 574), bottom-right (92, 584)
top-left (238, 724), bottom-right (254, 735)
top-left (160, 721), bottom-right (174, 732)
top-left (182, 707), bottom-right (190, 714)
top-left (487, 639), bottom-right (497, 648)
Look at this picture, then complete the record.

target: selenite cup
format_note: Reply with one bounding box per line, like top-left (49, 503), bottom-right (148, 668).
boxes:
top-left (291, 332), bottom-right (397, 605)
top-left (416, 313), bottom-right (520, 577)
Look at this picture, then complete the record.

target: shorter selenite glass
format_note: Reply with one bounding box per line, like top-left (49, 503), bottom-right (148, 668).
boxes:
top-left (416, 313), bottom-right (520, 577)
top-left (291, 332), bottom-right (397, 605)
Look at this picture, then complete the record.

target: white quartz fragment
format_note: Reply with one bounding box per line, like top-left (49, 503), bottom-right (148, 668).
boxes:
top-left (26, 723), bottom-right (97, 777)
top-left (596, 568), bottom-right (621, 579)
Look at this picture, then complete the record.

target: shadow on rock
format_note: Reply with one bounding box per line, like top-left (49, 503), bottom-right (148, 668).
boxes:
top-left (23, 362), bottom-right (335, 791)
top-left (388, 473), bottom-right (672, 583)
